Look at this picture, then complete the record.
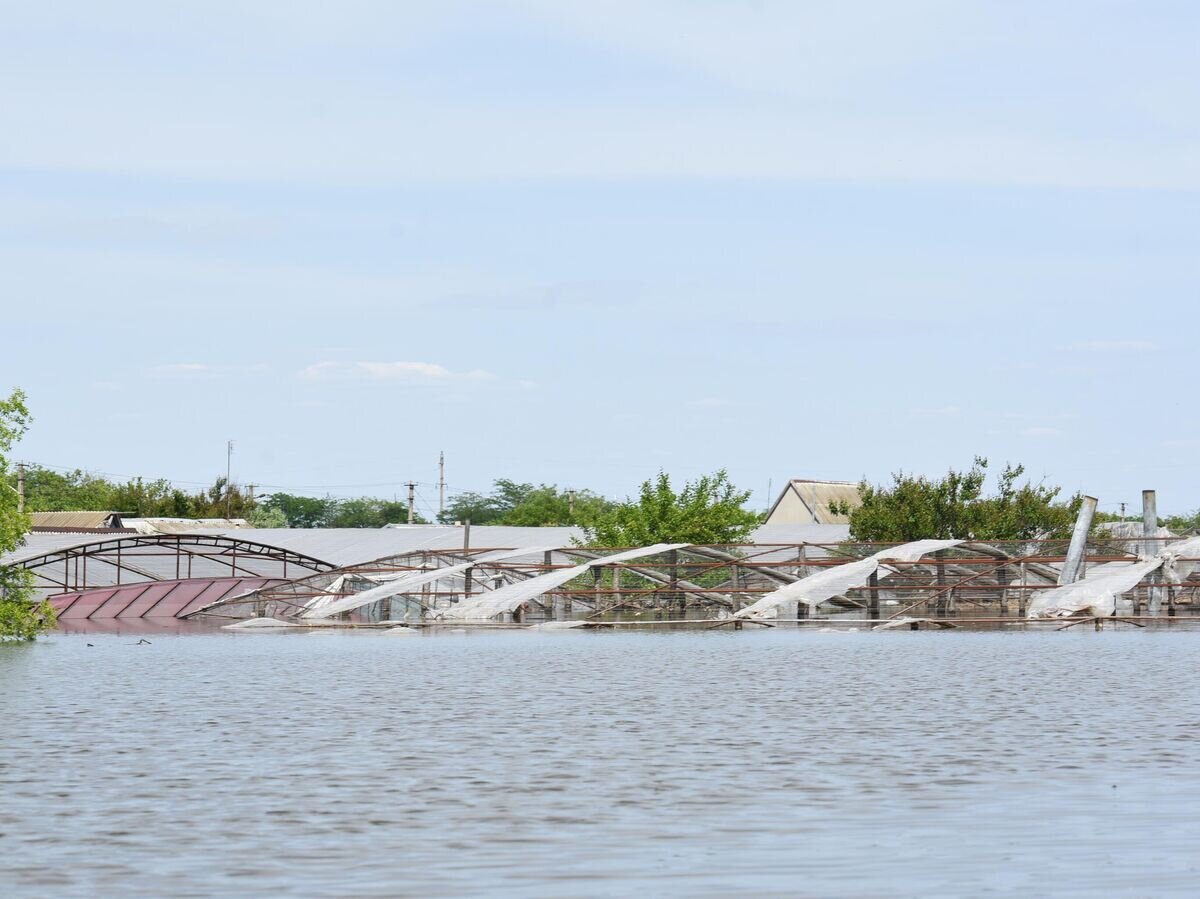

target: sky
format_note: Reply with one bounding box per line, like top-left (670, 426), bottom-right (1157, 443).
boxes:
top-left (3, 1), bottom-right (1199, 519)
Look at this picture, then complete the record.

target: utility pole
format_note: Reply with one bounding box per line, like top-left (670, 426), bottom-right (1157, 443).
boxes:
top-left (438, 451), bottom-right (445, 520)
top-left (1119, 501), bottom-right (1126, 519)
top-left (16, 462), bottom-right (25, 514)
top-left (407, 482), bottom-right (416, 525)
top-left (247, 483), bottom-right (255, 504)
top-left (568, 488), bottom-right (576, 517)
top-left (225, 440), bottom-right (234, 517)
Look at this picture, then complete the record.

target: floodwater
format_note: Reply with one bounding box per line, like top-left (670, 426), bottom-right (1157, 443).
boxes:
top-left (3, 627), bottom-right (1199, 897)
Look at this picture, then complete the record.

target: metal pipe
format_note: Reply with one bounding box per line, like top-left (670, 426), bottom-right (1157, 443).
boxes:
top-left (1058, 495), bottom-right (1098, 586)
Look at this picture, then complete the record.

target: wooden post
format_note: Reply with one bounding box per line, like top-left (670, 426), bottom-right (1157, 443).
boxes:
top-left (867, 570), bottom-right (879, 620)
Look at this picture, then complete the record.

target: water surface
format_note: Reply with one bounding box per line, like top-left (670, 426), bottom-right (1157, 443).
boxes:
top-left (3, 628), bottom-right (1198, 896)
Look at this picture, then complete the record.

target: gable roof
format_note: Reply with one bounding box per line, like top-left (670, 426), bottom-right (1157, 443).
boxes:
top-left (764, 479), bottom-right (861, 525)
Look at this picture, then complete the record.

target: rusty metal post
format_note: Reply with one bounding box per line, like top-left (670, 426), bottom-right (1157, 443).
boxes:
top-left (667, 549), bottom-right (679, 610)
top-left (998, 561), bottom-right (1009, 615)
top-left (934, 552), bottom-right (946, 614)
top-left (593, 566), bottom-right (603, 614)
top-left (1018, 562), bottom-right (1027, 616)
top-left (796, 545), bottom-right (809, 618)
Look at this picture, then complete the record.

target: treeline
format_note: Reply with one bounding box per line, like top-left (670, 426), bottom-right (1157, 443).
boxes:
top-left (843, 457), bottom-right (1199, 539)
top-left (7, 465), bottom-right (766, 542)
top-left (8, 466), bottom-right (422, 528)
top-left (14, 466), bottom-right (257, 519)
top-left (438, 479), bottom-right (611, 527)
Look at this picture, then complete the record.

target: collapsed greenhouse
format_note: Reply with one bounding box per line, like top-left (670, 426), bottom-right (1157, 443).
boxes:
top-left (6, 503), bottom-right (1200, 631)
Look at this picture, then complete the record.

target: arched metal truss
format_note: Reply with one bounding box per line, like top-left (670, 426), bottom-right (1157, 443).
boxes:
top-left (15, 534), bottom-right (336, 596)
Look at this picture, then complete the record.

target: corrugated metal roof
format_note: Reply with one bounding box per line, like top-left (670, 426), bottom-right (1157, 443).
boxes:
top-left (198, 526), bottom-right (583, 567)
top-left (29, 511), bottom-right (119, 529)
top-left (124, 517), bottom-right (253, 535)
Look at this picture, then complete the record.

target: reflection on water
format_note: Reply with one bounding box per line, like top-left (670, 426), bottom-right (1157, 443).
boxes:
top-left (3, 628), bottom-right (1199, 897)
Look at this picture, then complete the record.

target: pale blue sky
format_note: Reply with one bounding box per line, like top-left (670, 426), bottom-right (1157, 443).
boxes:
top-left (3, 1), bottom-right (1198, 517)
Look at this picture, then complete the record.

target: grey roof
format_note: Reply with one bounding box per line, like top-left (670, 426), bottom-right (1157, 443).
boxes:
top-left (2, 523), bottom-right (850, 570)
top-left (198, 525), bottom-right (584, 567)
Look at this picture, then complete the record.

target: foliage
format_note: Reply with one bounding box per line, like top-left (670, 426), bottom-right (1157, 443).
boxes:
top-left (8, 463), bottom-right (429, 529)
top-left (581, 469), bottom-right (761, 546)
top-left (847, 457), bottom-right (1081, 541)
top-left (327, 497), bottom-right (422, 528)
top-left (439, 479), bottom-right (612, 527)
top-left (10, 465), bottom-right (259, 519)
top-left (259, 493), bottom-right (425, 528)
top-left (0, 389), bottom-right (55, 641)
top-left (1161, 511), bottom-right (1199, 533)
top-left (246, 505), bottom-right (288, 528)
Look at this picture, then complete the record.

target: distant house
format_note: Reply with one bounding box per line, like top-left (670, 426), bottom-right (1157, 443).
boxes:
top-left (28, 511), bottom-right (252, 535)
top-left (30, 511), bottom-right (127, 532)
top-left (764, 479), bottom-right (861, 526)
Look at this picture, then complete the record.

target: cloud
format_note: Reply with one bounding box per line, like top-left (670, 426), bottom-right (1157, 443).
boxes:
top-left (298, 360), bottom-right (496, 383)
top-left (1073, 340), bottom-right (1157, 352)
top-left (149, 362), bottom-right (271, 379)
top-left (359, 361), bottom-right (452, 379)
top-left (297, 361), bottom-right (342, 380)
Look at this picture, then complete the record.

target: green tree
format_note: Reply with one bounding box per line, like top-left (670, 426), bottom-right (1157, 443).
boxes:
top-left (260, 492), bottom-right (336, 528)
top-left (327, 497), bottom-right (425, 527)
top-left (440, 478), bottom-right (613, 526)
top-left (0, 389), bottom-right (55, 640)
top-left (246, 505), bottom-right (288, 528)
top-left (582, 469), bottom-right (760, 546)
top-left (439, 490), bottom-right (500, 525)
top-left (847, 457), bottom-right (1081, 541)
top-left (17, 466), bottom-right (114, 511)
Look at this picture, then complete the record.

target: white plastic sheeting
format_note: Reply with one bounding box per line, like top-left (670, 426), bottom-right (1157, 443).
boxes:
top-left (302, 547), bottom-right (559, 619)
top-left (735, 538), bottom-right (964, 618)
top-left (1027, 536), bottom-right (1200, 619)
top-left (438, 543), bottom-right (689, 621)
top-left (1026, 560), bottom-right (1162, 618)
